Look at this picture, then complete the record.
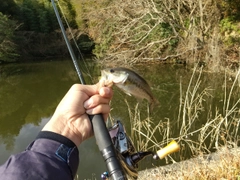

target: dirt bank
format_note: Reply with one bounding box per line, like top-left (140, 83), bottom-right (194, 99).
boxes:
top-left (138, 147), bottom-right (240, 179)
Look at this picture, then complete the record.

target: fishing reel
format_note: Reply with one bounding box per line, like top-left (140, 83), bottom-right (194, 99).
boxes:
top-left (101, 121), bottom-right (153, 179)
top-left (101, 121), bottom-right (180, 179)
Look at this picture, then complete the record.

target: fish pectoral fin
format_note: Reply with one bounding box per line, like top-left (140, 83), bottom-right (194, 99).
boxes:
top-left (120, 89), bottom-right (132, 96)
top-left (124, 91), bottom-right (132, 96)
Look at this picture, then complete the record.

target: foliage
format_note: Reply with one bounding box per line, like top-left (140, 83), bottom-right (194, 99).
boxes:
top-left (1, 0), bottom-right (240, 66)
top-left (0, 0), bottom-right (77, 33)
top-left (57, 0), bottom-right (78, 29)
top-left (76, 0), bottom-right (240, 70)
top-left (81, 0), bottom-right (221, 65)
top-left (0, 0), bottom-right (19, 16)
top-left (92, 20), bottom-right (115, 58)
top-left (0, 12), bottom-right (19, 62)
top-left (219, 16), bottom-right (240, 45)
top-left (17, 0), bottom-right (58, 33)
top-left (0, 0), bottom-right (81, 60)
top-left (218, 0), bottom-right (240, 18)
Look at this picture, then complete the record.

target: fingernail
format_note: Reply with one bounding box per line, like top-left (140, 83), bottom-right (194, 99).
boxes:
top-left (104, 87), bottom-right (110, 95)
top-left (84, 99), bottom-right (92, 108)
top-left (100, 87), bottom-right (110, 96)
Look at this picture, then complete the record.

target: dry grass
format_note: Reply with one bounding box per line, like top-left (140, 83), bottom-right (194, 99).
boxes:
top-left (123, 65), bottom-right (240, 179)
top-left (138, 147), bottom-right (240, 180)
top-left (81, 0), bottom-right (229, 68)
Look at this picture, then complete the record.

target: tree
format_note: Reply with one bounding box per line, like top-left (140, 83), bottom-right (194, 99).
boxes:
top-left (0, 12), bottom-right (19, 62)
top-left (17, 0), bottom-right (77, 33)
top-left (0, 0), bottom-right (19, 16)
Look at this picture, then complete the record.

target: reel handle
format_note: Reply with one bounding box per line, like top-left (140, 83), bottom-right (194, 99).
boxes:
top-left (153, 140), bottom-right (180, 160)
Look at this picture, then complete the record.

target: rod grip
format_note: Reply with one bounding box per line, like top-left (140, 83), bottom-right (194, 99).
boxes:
top-left (89, 114), bottom-right (112, 150)
top-left (89, 114), bottom-right (127, 179)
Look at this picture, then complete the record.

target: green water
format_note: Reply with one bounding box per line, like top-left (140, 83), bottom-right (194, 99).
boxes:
top-left (0, 60), bottom-right (239, 179)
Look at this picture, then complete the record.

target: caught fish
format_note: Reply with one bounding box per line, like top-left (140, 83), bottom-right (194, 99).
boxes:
top-left (99, 67), bottom-right (159, 111)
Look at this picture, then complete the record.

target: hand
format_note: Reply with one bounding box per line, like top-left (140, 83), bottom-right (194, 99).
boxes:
top-left (42, 83), bottom-right (113, 146)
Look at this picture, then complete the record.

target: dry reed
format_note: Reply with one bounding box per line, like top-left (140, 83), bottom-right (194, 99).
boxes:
top-left (125, 65), bottom-right (240, 179)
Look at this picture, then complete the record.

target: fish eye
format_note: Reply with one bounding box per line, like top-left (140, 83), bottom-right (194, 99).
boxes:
top-left (110, 69), bottom-right (114, 73)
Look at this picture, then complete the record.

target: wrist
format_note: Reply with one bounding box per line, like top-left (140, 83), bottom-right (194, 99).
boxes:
top-left (42, 118), bottom-right (83, 146)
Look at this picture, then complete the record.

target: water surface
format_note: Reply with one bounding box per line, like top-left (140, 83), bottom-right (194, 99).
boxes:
top-left (0, 60), bottom-right (239, 179)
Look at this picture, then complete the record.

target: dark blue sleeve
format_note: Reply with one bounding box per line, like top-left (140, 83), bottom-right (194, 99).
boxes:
top-left (0, 131), bottom-right (79, 180)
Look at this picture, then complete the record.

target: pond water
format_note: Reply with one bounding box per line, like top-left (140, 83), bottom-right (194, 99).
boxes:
top-left (0, 59), bottom-right (239, 179)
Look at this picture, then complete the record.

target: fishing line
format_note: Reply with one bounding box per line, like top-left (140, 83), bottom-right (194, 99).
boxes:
top-left (57, 0), bottom-right (93, 83)
top-left (51, 0), bottom-right (85, 84)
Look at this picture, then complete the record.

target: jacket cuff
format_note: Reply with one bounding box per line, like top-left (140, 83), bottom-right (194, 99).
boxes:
top-left (27, 131), bottom-right (79, 177)
top-left (36, 131), bottom-right (76, 147)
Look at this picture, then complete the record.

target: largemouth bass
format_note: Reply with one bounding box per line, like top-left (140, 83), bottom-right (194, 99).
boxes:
top-left (99, 67), bottom-right (159, 111)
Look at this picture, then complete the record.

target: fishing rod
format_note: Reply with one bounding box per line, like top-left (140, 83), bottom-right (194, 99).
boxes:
top-left (50, 0), bottom-right (127, 179)
top-left (51, 0), bottom-right (84, 84)
top-left (51, 1), bottom-right (181, 179)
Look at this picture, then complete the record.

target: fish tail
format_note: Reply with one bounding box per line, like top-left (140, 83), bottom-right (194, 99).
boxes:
top-left (149, 98), bottom-right (159, 113)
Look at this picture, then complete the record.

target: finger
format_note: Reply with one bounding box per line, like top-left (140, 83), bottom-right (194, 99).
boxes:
top-left (71, 83), bottom-right (113, 99)
top-left (70, 83), bottom-right (99, 97)
top-left (84, 95), bottom-right (110, 109)
top-left (99, 86), bottom-right (113, 98)
top-left (86, 104), bottom-right (111, 115)
top-left (102, 113), bottom-right (109, 122)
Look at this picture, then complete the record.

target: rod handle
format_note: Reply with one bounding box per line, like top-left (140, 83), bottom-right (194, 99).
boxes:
top-left (89, 114), bottom-right (127, 179)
